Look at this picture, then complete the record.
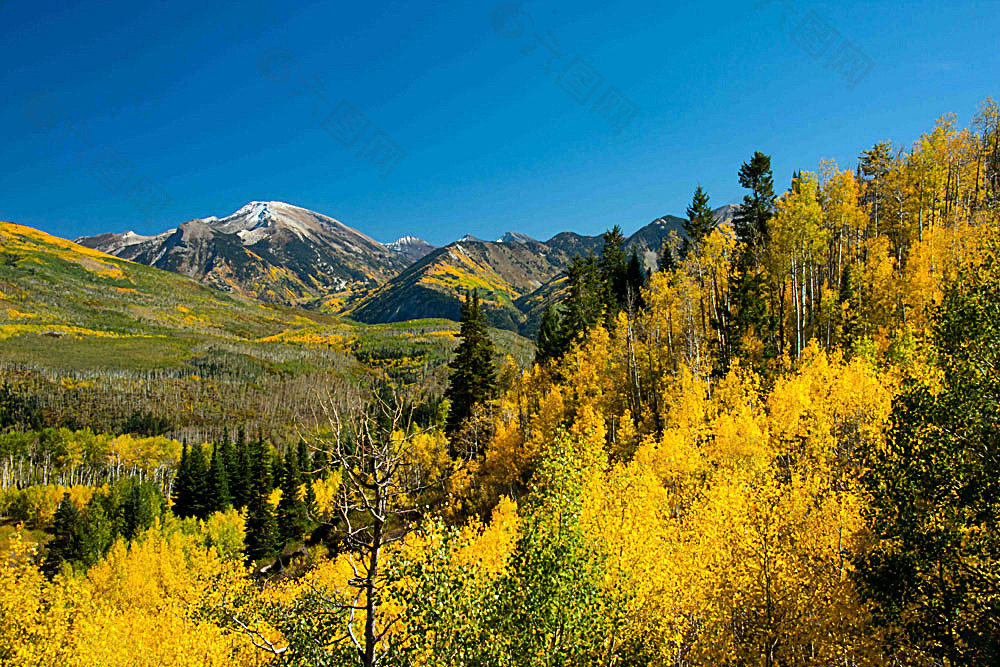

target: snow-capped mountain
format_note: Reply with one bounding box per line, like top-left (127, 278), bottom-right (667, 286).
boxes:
top-left (498, 231), bottom-right (536, 244)
top-left (385, 235), bottom-right (437, 263)
top-left (76, 201), bottom-right (409, 304)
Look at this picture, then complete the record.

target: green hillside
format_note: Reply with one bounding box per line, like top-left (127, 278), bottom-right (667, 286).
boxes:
top-left (0, 221), bottom-right (531, 438)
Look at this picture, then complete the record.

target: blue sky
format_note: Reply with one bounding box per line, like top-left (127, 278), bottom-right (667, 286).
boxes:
top-left (1, 0), bottom-right (997, 245)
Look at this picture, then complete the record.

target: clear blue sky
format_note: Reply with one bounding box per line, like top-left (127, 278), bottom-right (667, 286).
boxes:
top-left (1, 0), bottom-right (997, 245)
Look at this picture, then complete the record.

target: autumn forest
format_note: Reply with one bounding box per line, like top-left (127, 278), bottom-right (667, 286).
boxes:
top-left (3, 99), bottom-right (1000, 666)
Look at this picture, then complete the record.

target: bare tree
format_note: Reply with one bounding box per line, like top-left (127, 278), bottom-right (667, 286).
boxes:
top-left (314, 387), bottom-right (442, 667)
top-left (226, 385), bottom-right (452, 666)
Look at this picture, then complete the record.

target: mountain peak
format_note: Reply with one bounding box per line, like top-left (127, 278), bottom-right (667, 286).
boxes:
top-left (386, 235), bottom-right (437, 263)
top-left (498, 231), bottom-right (536, 244)
top-left (75, 200), bottom-right (407, 304)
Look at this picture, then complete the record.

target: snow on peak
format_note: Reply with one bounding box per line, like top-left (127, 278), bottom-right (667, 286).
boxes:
top-left (388, 235), bottom-right (422, 248)
top-left (498, 231), bottom-right (535, 244)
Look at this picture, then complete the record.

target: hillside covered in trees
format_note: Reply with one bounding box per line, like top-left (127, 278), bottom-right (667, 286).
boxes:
top-left (2, 99), bottom-right (1000, 666)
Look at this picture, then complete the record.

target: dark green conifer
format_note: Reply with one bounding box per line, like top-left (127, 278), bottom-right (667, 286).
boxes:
top-left (186, 442), bottom-right (209, 519)
top-left (445, 290), bottom-right (497, 440)
top-left (682, 184), bottom-right (715, 256)
top-left (535, 304), bottom-right (567, 365)
top-left (206, 441), bottom-right (231, 514)
top-left (625, 249), bottom-right (646, 311)
top-left (278, 448), bottom-right (308, 545)
top-left (42, 493), bottom-right (83, 578)
top-left (231, 426), bottom-right (251, 510)
top-left (122, 479), bottom-right (161, 540)
top-left (245, 435), bottom-right (277, 561)
top-left (171, 440), bottom-right (192, 518)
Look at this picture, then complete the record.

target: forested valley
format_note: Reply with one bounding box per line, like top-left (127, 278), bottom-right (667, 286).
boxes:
top-left (3, 99), bottom-right (1000, 666)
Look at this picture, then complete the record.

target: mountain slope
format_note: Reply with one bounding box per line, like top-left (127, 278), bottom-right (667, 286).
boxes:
top-left (347, 236), bottom-right (580, 330)
top-left (76, 201), bottom-right (409, 305)
top-left (0, 220), bottom-right (531, 376)
top-left (0, 219), bottom-right (533, 435)
top-left (349, 211), bottom-right (699, 331)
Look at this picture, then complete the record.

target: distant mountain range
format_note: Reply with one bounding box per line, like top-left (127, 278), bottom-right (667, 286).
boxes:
top-left (76, 201), bottom-right (410, 305)
top-left (78, 200), bottom-right (737, 334)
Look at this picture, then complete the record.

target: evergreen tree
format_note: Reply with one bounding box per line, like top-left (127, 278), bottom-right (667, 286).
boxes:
top-left (624, 249), bottom-right (646, 311)
top-left (598, 225), bottom-right (629, 316)
top-left (0, 383), bottom-right (43, 431)
top-left (206, 441), bottom-right (231, 515)
top-left (732, 151), bottom-right (776, 264)
top-left (445, 290), bottom-right (497, 439)
top-left (657, 240), bottom-right (678, 273)
top-left (278, 448), bottom-right (308, 545)
top-left (221, 428), bottom-right (238, 494)
top-left (246, 435), bottom-right (277, 561)
top-left (838, 264), bottom-right (859, 350)
top-left (171, 440), bottom-right (192, 518)
top-left (682, 184), bottom-right (715, 256)
top-left (312, 446), bottom-right (330, 480)
top-left (561, 253), bottom-right (604, 344)
top-left (535, 304), bottom-right (568, 366)
top-left (186, 442), bottom-right (209, 519)
top-left (728, 151), bottom-right (777, 362)
top-left (121, 479), bottom-right (161, 541)
top-left (42, 493), bottom-right (83, 578)
top-left (231, 426), bottom-right (251, 510)
top-left (296, 439), bottom-right (310, 477)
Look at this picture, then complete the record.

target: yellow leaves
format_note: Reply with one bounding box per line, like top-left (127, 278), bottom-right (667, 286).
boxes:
top-left (201, 509), bottom-right (247, 560)
top-left (60, 376), bottom-right (90, 390)
top-left (267, 487), bottom-right (282, 509)
top-left (768, 343), bottom-right (894, 469)
top-left (404, 430), bottom-right (452, 485)
top-left (0, 484), bottom-right (97, 527)
top-left (0, 532), bottom-right (73, 666)
top-left (70, 606), bottom-right (245, 667)
top-left (5, 307), bottom-right (37, 319)
top-left (0, 522), bottom-right (256, 667)
top-left (451, 496), bottom-right (520, 577)
top-left (311, 471), bottom-right (342, 519)
top-left (552, 343), bottom-right (899, 662)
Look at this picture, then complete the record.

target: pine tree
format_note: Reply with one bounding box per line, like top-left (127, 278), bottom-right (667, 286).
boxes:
top-left (624, 249), bottom-right (646, 311)
top-left (733, 151), bottom-right (776, 264)
top-left (186, 442), bottom-right (209, 519)
top-left (121, 479), bottom-right (161, 540)
top-left (535, 304), bottom-right (568, 366)
top-left (445, 290), bottom-right (497, 439)
top-left (278, 448), bottom-right (308, 545)
top-left (682, 184), bottom-right (715, 256)
top-left (838, 264), bottom-right (859, 350)
top-left (658, 240), bottom-right (678, 273)
top-left (598, 225), bottom-right (629, 316)
top-left (171, 440), bottom-right (192, 518)
top-left (231, 426), bottom-right (251, 510)
top-left (728, 151), bottom-right (777, 363)
top-left (221, 430), bottom-right (237, 492)
top-left (296, 439), bottom-right (310, 476)
top-left (43, 493), bottom-right (83, 578)
top-left (312, 446), bottom-right (329, 479)
top-left (246, 435), bottom-right (277, 561)
top-left (561, 253), bottom-right (604, 344)
top-left (206, 441), bottom-right (231, 515)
